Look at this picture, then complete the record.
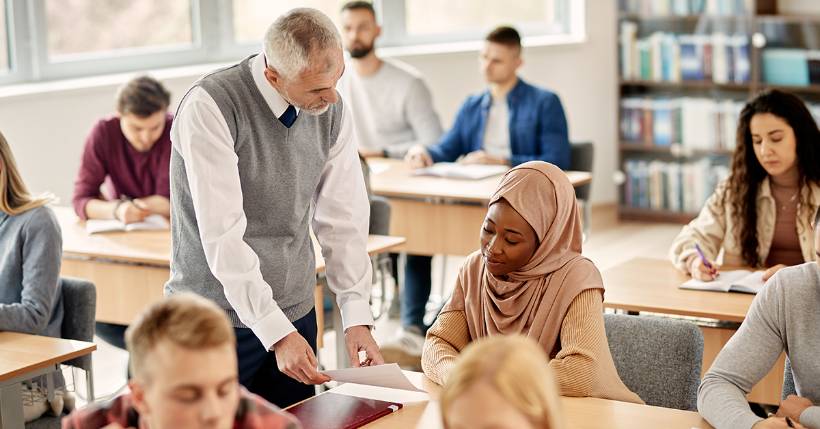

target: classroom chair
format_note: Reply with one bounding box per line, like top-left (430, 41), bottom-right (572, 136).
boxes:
top-left (783, 357), bottom-right (796, 399)
top-left (604, 314), bottom-right (703, 411)
top-left (27, 277), bottom-right (97, 428)
top-left (369, 195), bottom-right (394, 320)
top-left (570, 141), bottom-right (593, 241)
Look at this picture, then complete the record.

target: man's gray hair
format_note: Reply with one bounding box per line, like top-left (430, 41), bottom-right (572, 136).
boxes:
top-left (264, 8), bottom-right (341, 79)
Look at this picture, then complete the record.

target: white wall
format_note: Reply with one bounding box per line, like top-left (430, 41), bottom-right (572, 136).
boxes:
top-left (3, 0), bottom-right (616, 205)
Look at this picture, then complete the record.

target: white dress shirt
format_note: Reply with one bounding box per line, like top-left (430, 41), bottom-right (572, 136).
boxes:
top-left (482, 96), bottom-right (512, 160)
top-left (171, 53), bottom-right (373, 351)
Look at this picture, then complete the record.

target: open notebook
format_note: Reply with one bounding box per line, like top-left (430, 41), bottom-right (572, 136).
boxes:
top-left (413, 162), bottom-right (508, 180)
top-left (85, 214), bottom-right (169, 234)
top-left (680, 269), bottom-right (766, 294)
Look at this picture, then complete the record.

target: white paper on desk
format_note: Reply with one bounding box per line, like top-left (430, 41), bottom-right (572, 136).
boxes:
top-left (323, 363), bottom-right (426, 392)
top-left (413, 162), bottom-right (508, 180)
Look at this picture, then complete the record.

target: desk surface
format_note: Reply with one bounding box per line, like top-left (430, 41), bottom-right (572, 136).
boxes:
top-left (369, 158), bottom-right (592, 203)
top-left (602, 257), bottom-right (754, 323)
top-left (312, 371), bottom-right (712, 429)
top-left (0, 332), bottom-right (96, 382)
top-left (55, 207), bottom-right (406, 268)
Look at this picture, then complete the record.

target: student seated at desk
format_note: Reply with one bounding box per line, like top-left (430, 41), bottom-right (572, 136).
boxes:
top-left (0, 131), bottom-right (68, 421)
top-left (440, 335), bottom-right (565, 429)
top-left (62, 293), bottom-right (300, 429)
top-left (697, 211), bottom-right (820, 429)
top-left (421, 161), bottom-right (641, 404)
top-left (72, 75), bottom-right (172, 224)
top-left (405, 26), bottom-right (570, 170)
top-left (670, 90), bottom-right (820, 282)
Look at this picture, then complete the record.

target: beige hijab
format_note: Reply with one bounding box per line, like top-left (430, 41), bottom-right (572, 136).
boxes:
top-left (442, 161), bottom-right (603, 357)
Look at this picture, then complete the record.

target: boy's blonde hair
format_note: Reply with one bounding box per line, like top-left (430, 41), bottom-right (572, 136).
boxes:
top-left (125, 293), bottom-right (236, 381)
top-left (440, 335), bottom-right (565, 429)
top-left (0, 131), bottom-right (53, 215)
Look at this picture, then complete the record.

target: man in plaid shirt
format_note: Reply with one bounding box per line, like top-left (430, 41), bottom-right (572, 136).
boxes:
top-left (62, 294), bottom-right (301, 429)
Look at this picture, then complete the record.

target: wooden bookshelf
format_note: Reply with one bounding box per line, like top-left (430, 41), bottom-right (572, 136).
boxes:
top-left (617, 0), bottom-right (820, 224)
top-left (618, 207), bottom-right (699, 224)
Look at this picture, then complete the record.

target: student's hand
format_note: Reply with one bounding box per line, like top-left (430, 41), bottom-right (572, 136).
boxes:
top-left (763, 264), bottom-right (788, 282)
top-left (272, 331), bottom-right (331, 385)
top-left (404, 145), bottom-right (433, 169)
top-left (101, 423), bottom-right (130, 429)
top-left (344, 325), bottom-right (384, 367)
top-left (133, 195), bottom-right (170, 216)
top-left (116, 201), bottom-right (149, 225)
top-left (458, 150), bottom-right (508, 166)
top-left (688, 256), bottom-right (720, 282)
top-left (776, 395), bottom-right (814, 423)
top-left (359, 148), bottom-right (384, 158)
top-left (753, 416), bottom-right (807, 429)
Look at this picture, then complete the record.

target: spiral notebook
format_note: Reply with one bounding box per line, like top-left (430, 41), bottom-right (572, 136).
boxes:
top-left (288, 392), bottom-right (402, 429)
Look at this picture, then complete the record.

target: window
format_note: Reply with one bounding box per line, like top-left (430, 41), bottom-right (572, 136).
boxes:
top-left (0, 0), bottom-right (581, 85)
top-left (44, 0), bottom-right (193, 59)
top-left (404, 0), bottom-right (564, 40)
top-left (232, 0), bottom-right (346, 44)
top-left (0, 0), bottom-right (8, 72)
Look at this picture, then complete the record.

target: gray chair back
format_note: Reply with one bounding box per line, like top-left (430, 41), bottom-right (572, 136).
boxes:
top-left (60, 277), bottom-right (96, 371)
top-left (570, 141), bottom-right (594, 202)
top-left (783, 357), bottom-right (796, 399)
top-left (604, 314), bottom-right (703, 411)
top-left (369, 196), bottom-right (392, 236)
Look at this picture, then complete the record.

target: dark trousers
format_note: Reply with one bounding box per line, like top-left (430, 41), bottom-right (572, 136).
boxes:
top-left (235, 309), bottom-right (317, 408)
top-left (401, 255), bottom-right (433, 332)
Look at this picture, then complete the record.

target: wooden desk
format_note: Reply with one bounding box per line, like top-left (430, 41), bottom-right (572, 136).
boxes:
top-left (602, 257), bottom-right (784, 405)
top-left (55, 207), bottom-right (406, 325)
top-left (369, 158), bottom-right (592, 256)
top-left (295, 371), bottom-right (712, 429)
top-left (0, 332), bottom-right (96, 428)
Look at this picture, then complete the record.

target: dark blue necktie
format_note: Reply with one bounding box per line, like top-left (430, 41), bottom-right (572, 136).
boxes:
top-left (279, 104), bottom-right (297, 128)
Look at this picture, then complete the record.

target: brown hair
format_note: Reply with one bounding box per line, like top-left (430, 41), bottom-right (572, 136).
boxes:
top-left (0, 130), bottom-right (53, 215)
top-left (486, 26), bottom-right (522, 52)
top-left (116, 76), bottom-right (171, 117)
top-left (125, 293), bottom-right (235, 381)
top-left (341, 1), bottom-right (376, 18)
top-left (727, 89), bottom-right (820, 266)
top-left (440, 335), bottom-right (565, 429)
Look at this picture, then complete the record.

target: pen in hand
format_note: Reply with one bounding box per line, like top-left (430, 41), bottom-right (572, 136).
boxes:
top-left (694, 243), bottom-right (719, 279)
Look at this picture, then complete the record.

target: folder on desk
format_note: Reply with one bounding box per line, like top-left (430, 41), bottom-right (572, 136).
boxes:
top-left (288, 392), bottom-right (402, 429)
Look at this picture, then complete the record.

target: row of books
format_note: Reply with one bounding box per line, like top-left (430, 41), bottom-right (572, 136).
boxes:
top-left (621, 96), bottom-right (820, 151)
top-left (620, 25), bottom-right (751, 83)
top-left (762, 48), bottom-right (820, 87)
top-left (620, 97), bottom-right (743, 151)
top-left (619, 0), bottom-right (754, 16)
top-left (623, 158), bottom-right (730, 213)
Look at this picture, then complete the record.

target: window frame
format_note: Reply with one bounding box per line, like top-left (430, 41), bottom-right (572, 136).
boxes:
top-left (0, 0), bottom-right (583, 86)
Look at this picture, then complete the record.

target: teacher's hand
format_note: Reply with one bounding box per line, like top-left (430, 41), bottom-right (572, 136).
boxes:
top-left (345, 325), bottom-right (384, 367)
top-left (272, 331), bottom-right (331, 385)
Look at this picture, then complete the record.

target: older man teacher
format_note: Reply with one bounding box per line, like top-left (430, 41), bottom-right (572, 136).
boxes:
top-left (167, 8), bottom-right (383, 408)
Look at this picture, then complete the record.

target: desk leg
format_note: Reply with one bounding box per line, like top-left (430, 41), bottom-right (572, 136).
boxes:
top-left (0, 382), bottom-right (23, 429)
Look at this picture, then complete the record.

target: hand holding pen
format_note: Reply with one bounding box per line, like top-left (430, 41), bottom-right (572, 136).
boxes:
top-left (689, 243), bottom-right (720, 282)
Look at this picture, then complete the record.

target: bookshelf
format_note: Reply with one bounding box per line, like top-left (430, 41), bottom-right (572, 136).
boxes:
top-left (617, 0), bottom-right (820, 223)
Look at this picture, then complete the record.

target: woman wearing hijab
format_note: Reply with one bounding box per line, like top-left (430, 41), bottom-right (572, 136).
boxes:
top-left (421, 161), bottom-right (641, 403)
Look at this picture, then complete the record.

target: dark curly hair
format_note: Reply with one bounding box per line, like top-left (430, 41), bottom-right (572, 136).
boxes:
top-left (727, 89), bottom-right (820, 266)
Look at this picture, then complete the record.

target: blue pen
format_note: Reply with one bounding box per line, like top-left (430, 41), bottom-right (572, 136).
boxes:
top-left (694, 243), bottom-right (714, 270)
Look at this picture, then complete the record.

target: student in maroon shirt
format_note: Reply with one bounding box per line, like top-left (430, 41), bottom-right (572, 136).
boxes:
top-left (72, 75), bottom-right (172, 224)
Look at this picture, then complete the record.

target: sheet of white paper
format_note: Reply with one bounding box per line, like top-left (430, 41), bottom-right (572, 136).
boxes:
top-left (323, 363), bottom-right (426, 392)
top-left (413, 162), bottom-right (508, 180)
top-left (86, 214), bottom-right (169, 234)
top-left (368, 162), bottom-right (390, 176)
top-left (331, 382), bottom-right (429, 404)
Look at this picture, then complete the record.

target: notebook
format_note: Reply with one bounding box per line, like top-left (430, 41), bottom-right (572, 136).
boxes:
top-left (413, 163), bottom-right (508, 180)
top-left (85, 214), bottom-right (169, 234)
top-left (680, 269), bottom-right (766, 294)
top-left (288, 392), bottom-right (402, 429)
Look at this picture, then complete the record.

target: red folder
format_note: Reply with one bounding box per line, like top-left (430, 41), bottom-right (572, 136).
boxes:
top-left (288, 392), bottom-right (403, 429)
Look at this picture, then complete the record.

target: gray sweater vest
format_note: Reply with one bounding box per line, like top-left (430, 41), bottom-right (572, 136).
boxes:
top-left (166, 55), bottom-right (343, 328)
